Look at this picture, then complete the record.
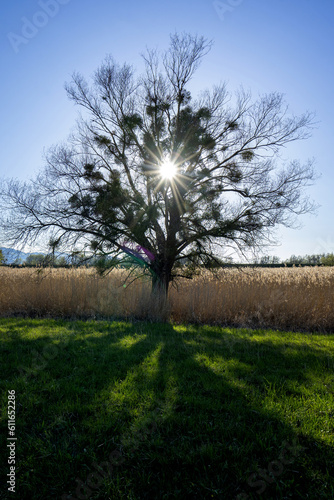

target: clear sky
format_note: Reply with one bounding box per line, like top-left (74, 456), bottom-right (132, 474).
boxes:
top-left (1, 0), bottom-right (333, 260)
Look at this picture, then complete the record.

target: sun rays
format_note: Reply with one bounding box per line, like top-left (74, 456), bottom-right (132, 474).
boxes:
top-left (160, 159), bottom-right (177, 180)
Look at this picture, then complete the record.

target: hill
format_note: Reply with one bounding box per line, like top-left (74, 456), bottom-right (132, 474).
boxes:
top-left (0, 247), bottom-right (30, 264)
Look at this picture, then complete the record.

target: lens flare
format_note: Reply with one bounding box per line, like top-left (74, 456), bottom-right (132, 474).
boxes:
top-left (160, 160), bottom-right (177, 180)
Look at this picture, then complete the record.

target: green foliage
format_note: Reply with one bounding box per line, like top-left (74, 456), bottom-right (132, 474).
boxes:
top-left (241, 150), bottom-right (255, 162)
top-left (226, 119), bottom-right (239, 130)
top-left (320, 253), bottom-right (334, 266)
top-left (55, 256), bottom-right (68, 267)
top-left (0, 249), bottom-right (5, 265)
top-left (253, 253), bottom-right (334, 267)
top-left (227, 163), bottom-right (243, 183)
top-left (25, 253), bottom-right (49, 266)
top-left (121, 113), bottom-right (143, 130)
top-left (94, 254), bottom-right (121, 274)
top-left (24, 253), bottom-right (69, 267)
top-left (284, 253), bottom-right (334, 266)
top-left (254, 254), bottom-right (334, 267)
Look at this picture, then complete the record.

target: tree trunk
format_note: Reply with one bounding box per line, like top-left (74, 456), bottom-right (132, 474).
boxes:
top-left (151, 258), bottom-right (173, 298)
top-left (151, 271), bottom-right (171, 297)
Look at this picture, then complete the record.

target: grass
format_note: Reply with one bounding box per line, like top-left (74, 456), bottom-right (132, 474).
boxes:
top-left (0, 318), bottom-right (333, 499)
top-left (0, 266), bottom-right (333, 331)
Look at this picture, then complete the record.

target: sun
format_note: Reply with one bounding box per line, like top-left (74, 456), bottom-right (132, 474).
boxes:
top-left (160, 160), bottom-right (177, 180)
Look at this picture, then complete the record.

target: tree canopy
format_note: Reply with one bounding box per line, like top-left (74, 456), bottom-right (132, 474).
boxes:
top-left (0, 33), bottom-right (317, 293)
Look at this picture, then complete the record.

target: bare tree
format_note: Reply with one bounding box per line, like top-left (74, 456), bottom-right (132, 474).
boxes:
top-left (0, 33), bottom-right (317, 294)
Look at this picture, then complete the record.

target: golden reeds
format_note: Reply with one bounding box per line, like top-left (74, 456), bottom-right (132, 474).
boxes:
top-left (169, 267), bottom-right (334, 331)
top-left (0, 266), bottom-right (333, 331)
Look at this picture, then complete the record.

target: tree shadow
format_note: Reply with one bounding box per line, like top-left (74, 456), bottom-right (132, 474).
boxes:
top-left (0, 319), bottom-right (333, 499)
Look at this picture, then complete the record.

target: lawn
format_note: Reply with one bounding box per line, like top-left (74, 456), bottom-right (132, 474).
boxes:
top-left (0, 318), bottom-right (333, 499)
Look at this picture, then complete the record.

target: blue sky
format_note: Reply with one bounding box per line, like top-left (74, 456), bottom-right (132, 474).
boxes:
top-left (1, 0), bottom-right (333, 260)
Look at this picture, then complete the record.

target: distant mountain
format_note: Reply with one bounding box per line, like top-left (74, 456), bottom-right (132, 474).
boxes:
top-left (0, 247), bottom-right (31, 264)
top-left (0, 247), bottom-right (97, 266)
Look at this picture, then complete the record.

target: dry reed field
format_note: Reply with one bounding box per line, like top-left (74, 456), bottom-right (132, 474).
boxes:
top-left (0, 266), bottom-right (333, 331)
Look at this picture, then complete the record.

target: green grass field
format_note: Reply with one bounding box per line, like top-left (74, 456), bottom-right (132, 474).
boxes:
top-left (1, 318), bottom-right (333, 499)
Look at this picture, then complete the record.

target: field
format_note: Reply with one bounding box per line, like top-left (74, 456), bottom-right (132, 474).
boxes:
top-left (0, 266), bottom-right (333, 331)
top-left (0, 267), bottom-right (333, 498)
top-left (0, 318), bottom-right (334, 499)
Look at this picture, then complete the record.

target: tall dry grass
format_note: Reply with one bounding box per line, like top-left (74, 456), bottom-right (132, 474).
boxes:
top-left (0, 267), bottom-right (166, 321)
top-left (169, 267), bottom-right (334, 331)
top-left (0, 266), bottom-right (333, 331)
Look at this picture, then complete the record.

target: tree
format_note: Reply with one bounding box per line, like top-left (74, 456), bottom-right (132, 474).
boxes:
top-left (321, 253), bottom-right (334, 266)
top-left (24, 253), bottom-right (68, 267)
top-left (302, 254), bottom-right (322, 265)
top-left (0, 33), bottom-right (317, 295)
top-left (259, 255), bottom-right (280, 265)
top-left (25, 253), bottom-right (48, 267)
top-left (0, 249), bottom-right (5, 265)
top-left (54, 256), bottom-right (68, 267)
top-left (285, 254), bottom-right (304, 266)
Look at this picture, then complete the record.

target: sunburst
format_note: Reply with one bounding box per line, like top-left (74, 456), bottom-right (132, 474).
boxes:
top-left (160, 159), bottom-right (177, 180)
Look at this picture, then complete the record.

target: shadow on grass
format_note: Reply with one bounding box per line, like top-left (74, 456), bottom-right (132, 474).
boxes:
top-left (0, 318), bottom-right (333, 499)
